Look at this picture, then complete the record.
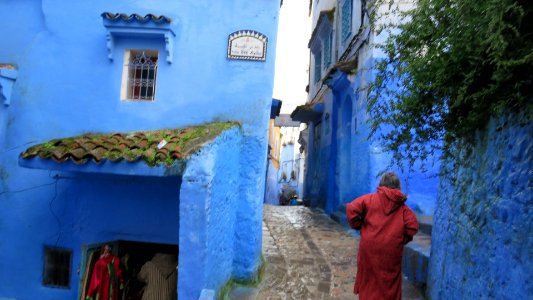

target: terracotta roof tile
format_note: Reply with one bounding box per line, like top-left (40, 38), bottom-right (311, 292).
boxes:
top-left (20, 122), bottom-right (239, 167)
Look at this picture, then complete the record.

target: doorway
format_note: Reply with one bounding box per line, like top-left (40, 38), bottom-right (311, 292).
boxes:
top-left (79, 240), bottom-right (178, 300)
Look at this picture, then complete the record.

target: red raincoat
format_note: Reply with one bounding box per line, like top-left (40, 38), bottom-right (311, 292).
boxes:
top-left (86, 255), bottom-right (124, 300)
top-left (346, 186), bottom-right (419, 300)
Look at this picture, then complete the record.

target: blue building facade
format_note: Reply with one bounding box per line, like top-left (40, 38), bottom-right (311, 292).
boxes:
top-left (0, 1), bottom-right (280, 299)
top-left (299, 1), bottom-right (532, 298)
top-left (296, 0), bottom-right (438, 217)
top-left (264, 113), bottom-right (303, 206)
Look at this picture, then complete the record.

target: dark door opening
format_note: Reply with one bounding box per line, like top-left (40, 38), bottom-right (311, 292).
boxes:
top-left (79, 240), bottom-right (178, 300)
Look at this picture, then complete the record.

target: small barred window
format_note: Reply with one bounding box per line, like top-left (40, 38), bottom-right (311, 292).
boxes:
top-left (43, 247), bottom-right (72, 288)
top-left (122, 50), bottom-right (158, 101)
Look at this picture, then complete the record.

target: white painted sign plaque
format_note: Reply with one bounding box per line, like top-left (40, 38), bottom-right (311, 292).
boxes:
top-left (227, 30), bottom-right (268, 61)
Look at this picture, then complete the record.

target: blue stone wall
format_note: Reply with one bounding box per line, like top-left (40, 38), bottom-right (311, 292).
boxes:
top-left (428, 109), bottom-right (532, 299)
top-left (234, 134), bottom-right (268, 279)
top-left (179, 128), bottom-right (242, 299)
top-left (0, 0), bottom-right (279, 299)
top-left (207, 130), bottom-right (241, 287)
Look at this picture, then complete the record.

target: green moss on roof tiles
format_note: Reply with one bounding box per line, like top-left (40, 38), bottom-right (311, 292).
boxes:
top-left (20, 122), bottom-right (240, 167)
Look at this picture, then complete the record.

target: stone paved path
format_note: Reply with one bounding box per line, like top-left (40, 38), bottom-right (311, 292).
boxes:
top-left (257, 204), bottom-right (426, 300)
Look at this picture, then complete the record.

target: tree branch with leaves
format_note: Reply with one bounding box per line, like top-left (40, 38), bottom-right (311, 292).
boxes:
top-left (366, 0), bottom-right (532, 171)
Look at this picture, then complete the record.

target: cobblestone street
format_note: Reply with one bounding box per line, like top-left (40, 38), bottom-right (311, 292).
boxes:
top-left (257, 205), bottom-right (426, 300)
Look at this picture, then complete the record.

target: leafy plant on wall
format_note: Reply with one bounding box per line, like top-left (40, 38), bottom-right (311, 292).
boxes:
top-left (365, 0), bottom-right (532, 171)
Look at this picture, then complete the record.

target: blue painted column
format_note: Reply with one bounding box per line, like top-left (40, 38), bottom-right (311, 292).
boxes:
top-left (326, 72), bottom-right (351, 213)
top-left (179, 157), bottom-right (212, 299)
top-left (326, 101), bottom-right (338, 215)
top-left (233, 134), bottom-right (266, 279)
top-left (305, 122), bottom-right (318, 207)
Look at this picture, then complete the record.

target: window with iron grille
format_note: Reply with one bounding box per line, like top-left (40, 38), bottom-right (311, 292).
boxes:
top-left (323, 30), bottom-right (332, 67)
top-left (341, 0), bottom-right (353, 43)
top-left (314, 48), bottom-right (322, 83)
top-left (122, 50), bottom-right (158, 101)
top-left (43, 247), bottom-right (72, 288)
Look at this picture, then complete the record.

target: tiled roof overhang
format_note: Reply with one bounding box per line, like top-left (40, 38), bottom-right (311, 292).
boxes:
top-left (290, 103), bottom-right (324, 123)
top-left (101, 12), bottom-right (176, 63)
top-left (19, 122), bottom-right (239, 177)
top-left (101, 13), bottom-right (172, 24)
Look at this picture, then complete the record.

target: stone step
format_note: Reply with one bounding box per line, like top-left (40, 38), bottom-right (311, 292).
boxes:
top-left (227, 287), bottom-right (259, 300)
top-left (402, 232), bottom-right (431, 292)
top-left (418, 216), bottom-right (433, 236)
top-left (330, 209), bottom-right (348, 226)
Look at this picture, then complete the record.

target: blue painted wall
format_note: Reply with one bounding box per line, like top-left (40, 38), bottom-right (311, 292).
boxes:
top-left (264, 158), bottom-right (280, 205)
top-left (179, 128), bottom-right (242, 299)
top-left (0, 0), bottom-right (280, 299)
top-left (265, 138), bottom-right (302, 205)
top-left (303, 1), bottom-right (439, 217)
top-left (303, 54), bottom-right (439, 216)
top-left (234, 135), bottom-right (267, 278)
top-left (1, 171), bottom-right (180, 300)
top-left (427, 110), bottom-right (532, 299)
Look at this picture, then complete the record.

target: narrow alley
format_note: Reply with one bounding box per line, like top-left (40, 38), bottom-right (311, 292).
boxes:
top-left (256, 205), bottom-right (425, 300)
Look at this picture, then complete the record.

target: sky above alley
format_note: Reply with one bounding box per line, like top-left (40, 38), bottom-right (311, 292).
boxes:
top-left (272, 0), bottom-right (312, 114)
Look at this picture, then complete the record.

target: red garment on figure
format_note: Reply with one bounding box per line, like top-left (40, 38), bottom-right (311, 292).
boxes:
top-left (87, 255), bottom-right (124, 300)
top-left (346, 186), bottom-right (419, 300)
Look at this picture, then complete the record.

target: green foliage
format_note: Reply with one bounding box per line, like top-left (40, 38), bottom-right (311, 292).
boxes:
top-left (367, 0), bottom-right (532, 170)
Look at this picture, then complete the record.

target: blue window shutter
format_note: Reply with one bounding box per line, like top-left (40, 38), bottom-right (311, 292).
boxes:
top-left (342, 0), bottom-right (353, 43)
top-left (323, 30), bottom-right (332, 67)
top-left (314, 49), bottom-right (322, 83)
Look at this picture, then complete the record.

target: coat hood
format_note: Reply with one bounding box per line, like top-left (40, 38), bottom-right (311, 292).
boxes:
top-left (151, 253), bottom-right (177, 278)
top-left (377, 186), bottom-right (406, 215)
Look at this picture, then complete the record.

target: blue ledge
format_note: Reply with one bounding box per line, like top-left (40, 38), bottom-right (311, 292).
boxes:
top-left (101, 12), bottom-right (176, 63)
top-left (290, 103), bottom-right (324, 123)
top-left (271, 98), bottom-right (282, 119)
top-left (325, 70), bottom-right (350, 91)
top-left (19, 156), bottom-right (186, 177)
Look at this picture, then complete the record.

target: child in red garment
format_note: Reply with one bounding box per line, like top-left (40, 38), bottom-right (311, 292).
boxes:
top-left (346, 172), bottom-right (419, 300)
top-left (86, 244), bottom-right (124, 300)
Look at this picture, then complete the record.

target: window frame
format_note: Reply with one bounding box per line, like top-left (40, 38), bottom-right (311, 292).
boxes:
top-left (313, 46), bottom-right (323, 84)
top-left (42, 246), bottom-right (72, 289)
top-left (309, 13), bottom-right (334, 86)
top-left (121, 49), bottom-right (159, 101)
top-left (341, 0), bottom-right (353, 43)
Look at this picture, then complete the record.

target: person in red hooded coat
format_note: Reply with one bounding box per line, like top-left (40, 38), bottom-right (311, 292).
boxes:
top-left (346, 172), bottom-right (419, 300)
